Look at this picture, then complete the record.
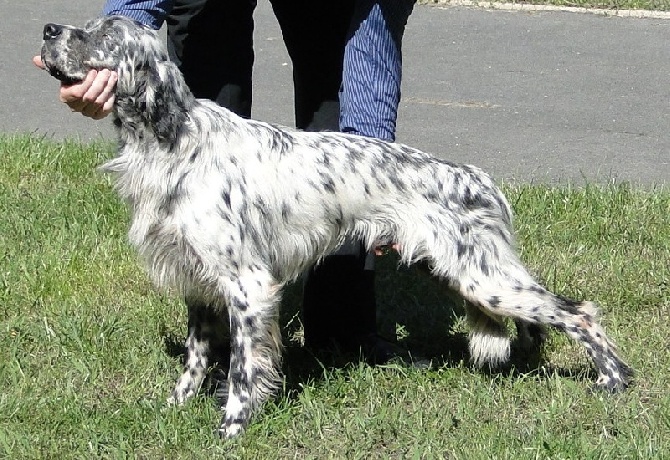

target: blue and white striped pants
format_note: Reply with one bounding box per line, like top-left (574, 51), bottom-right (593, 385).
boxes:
top-left (336, 0), bottom-right (415, 262)
top-left (340, 0), bottom-right (415, 143)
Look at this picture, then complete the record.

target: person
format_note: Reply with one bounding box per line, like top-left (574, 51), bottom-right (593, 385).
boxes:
top-left (34, 0), bottom-right (416, 362)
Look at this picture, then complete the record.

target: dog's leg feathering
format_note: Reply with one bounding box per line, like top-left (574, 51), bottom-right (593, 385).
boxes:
top-left (218, 268), bottom-right (283, 439)
top-left (465, 302), bottom-right (511, 368)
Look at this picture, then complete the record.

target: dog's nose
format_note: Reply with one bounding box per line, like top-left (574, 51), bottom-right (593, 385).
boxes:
top-left (43, 23), bottom-right (63, 40)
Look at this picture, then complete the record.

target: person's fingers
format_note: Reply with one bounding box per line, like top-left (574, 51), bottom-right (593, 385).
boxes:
top-left (40, 60), bottom-right (116, 119)
top-left (77, 69), bottom-right (111, 118)
top-left (58, 70), bottom-right (114, 119)
top-left (93, 71), bottom-right (117, 106)
top-left (90, 73), bottom-right (118, 119)
top-left (87, 95), bottom-right (114, 120)
top-left (83, 70), bottom-right (117, 119)
top-left (90, 94), bottom-right (115, 120)
top-left (82, 69), bottom-right (112, 103)
top-left (32, 55), bottom-right (45, 69)
top-left (60, 70), bottom-right (98, 105)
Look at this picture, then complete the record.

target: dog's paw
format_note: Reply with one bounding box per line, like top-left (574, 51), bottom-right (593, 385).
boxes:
top-left (167, 386), bottom-right (196, 406)
top-left (217, 420), bottom-right (245, 439)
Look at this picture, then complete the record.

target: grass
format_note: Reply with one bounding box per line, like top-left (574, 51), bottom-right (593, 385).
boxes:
top-left (420, 0), bottom-right (670, 12)
top-left (0, 134), bottom-right (668, 458)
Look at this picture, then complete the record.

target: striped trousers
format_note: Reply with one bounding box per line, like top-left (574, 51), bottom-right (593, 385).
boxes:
top-left (340, 0), bottom-right (415, 142)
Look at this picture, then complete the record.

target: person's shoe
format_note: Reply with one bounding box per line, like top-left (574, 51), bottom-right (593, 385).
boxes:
top-left (357, 333), bottom-right (431, 369)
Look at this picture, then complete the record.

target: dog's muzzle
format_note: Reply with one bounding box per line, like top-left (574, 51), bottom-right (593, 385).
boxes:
top-left (41, 23), bottom-right (83, 85)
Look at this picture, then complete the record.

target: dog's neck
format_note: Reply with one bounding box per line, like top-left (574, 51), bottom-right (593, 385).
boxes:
top-left (113, 59), bottom-right (196, 146)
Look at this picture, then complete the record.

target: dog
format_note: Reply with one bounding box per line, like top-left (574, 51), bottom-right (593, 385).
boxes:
top-left (40, 16), bottom-right (632, 438)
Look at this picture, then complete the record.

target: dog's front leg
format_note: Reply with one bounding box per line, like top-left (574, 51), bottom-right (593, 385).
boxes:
top-left (218, 269), bottom-right (283, 439)
top-left (168, 299), bottom-right (227, 406)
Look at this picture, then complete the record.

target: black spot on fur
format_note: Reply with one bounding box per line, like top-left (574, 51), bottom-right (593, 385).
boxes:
top-left (457, 242), bottom-right (468, 259)
top-left (254, 197), bottom-right (270, 217)
top-left (322, 175), bottom-right (336, 194)
top-left (557, 295), bottom-right (581, 315)
top-left (389, 174), bottom-right (407, 192)
top-left (222, 190), bottom-right (231, 209)
top-left (479, 255), bottom-right (490, 276)
top-left (462, 189), bottom-right (493, 211)
top-left (281, 202), bottom-right (291, 223)
top-left (189, 147), bottom-right (201, 163)
top-left (269, 130), bottom-right (291, 152)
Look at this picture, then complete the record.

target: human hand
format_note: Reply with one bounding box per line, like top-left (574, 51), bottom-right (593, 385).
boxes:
top-left (374, 243), bottom-right (400, 256)
top-left (32, 55), bottom-right (118, 120)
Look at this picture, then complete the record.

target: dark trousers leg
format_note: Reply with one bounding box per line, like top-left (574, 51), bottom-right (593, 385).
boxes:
top-left (270, 0), bottom-right (376, 349)
top-left (164, 1), bottom-right (256, 377)
top-left (302, 246), bottom-right (377, 350)
top-left (269, 0), bottom-right (353, 131)
top-left (166, 0), bottom-right (257, 118)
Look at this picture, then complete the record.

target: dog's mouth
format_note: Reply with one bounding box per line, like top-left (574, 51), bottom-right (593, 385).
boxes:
top-left (47, 66), bottom-right (83, 86)
top-left (40, 49), bottom-right (85, 86)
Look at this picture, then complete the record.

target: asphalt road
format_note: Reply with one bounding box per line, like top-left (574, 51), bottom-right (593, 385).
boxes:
top-left (3, 1), bottom-right (669, 185)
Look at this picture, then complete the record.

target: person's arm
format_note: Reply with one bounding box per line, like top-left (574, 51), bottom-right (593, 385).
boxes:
top-left (103, 0), bottom-right (175, 30)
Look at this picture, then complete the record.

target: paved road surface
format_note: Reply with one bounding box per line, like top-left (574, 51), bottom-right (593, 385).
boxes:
top-left (3, 1), bottom-right (668, 185)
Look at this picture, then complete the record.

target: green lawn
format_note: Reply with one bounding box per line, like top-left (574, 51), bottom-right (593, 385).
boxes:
top-left (0, 135), bottom-right (668, 458)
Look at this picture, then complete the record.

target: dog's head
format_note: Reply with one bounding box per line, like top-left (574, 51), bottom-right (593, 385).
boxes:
top-left (40, 15), bottom-right (167, 85)
top-left (41, 16), bottom-right (195, 143)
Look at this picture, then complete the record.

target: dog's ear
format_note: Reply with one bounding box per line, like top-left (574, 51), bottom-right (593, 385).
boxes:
top-left (115, 60), bottom-right (193, 144)
top-left (144, 62), bottom-right (194, 142)
top-left (110, 17), bottom-right (195, 144)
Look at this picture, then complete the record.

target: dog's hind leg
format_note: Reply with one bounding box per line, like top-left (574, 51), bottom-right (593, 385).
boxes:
top-left (466, 307), bottom-right (547, 368)
top-left (514, 319), bottom-right (547, 354)
top-left (168, 299), bottom-right (228, 406)
top-left (415, 261), bottom-right (513, 368)
top-left (465, 303), bottom-right (512, 368)
top-left (218, 268), bottom-right (283, 439)
top-left (443, 283), bottom-right (545, 367)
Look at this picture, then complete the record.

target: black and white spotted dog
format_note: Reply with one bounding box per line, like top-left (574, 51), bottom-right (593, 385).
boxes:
top-left (40, 16), bottom-right (631, 438)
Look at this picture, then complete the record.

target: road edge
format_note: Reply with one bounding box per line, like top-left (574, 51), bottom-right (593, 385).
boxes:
top-left (421, 0), bottom-right (670, 19)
